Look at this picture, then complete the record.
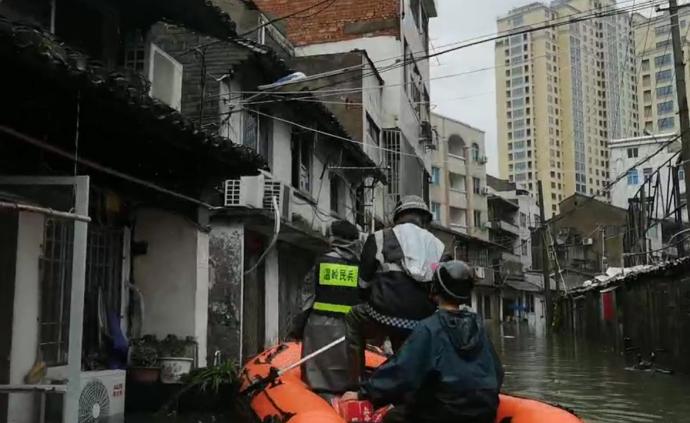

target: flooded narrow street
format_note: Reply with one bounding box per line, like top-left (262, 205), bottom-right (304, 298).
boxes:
top-left (491, 323), bottom-right (690, 422)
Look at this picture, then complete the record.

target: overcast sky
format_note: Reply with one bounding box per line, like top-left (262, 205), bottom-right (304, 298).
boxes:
top-left (430, 0), bottom-right (659, 177)
top-left (430, 0), bottom-right (537, 177)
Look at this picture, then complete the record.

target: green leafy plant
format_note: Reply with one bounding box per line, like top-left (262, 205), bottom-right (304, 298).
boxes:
top-left (184, 360), bottom-right (238, 393)
top-left (158, 360), bottom-right (239, 414)
top-left (159, 334), bottom-right (196, 358)
top-left (130, 336), bottom-right (159, 367)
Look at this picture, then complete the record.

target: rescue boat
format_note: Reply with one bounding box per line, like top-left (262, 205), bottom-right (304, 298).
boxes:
top-left (240, 342), bottom-right (583, 423)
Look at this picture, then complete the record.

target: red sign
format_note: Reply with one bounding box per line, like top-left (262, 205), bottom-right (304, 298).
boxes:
top-left (602, 291), bottom-right (615, 321)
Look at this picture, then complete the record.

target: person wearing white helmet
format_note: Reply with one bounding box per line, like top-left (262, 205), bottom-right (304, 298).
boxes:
top-left (345, 195), bottom-right (446, 389)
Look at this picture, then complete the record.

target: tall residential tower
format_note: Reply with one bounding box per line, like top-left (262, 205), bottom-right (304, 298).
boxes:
top-left (496, 0), bottom-right (638, 217)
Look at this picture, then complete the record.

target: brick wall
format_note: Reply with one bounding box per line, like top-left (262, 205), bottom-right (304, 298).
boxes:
top-left (253, 0), bottom-right (400, 46)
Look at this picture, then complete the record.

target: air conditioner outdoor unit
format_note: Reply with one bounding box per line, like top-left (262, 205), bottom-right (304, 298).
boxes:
top-left (481, 187), bottom-right (490, 195)
top-left (479, 156), bottom-right (488, 165)
top-left (582, 238), bottom-right (594, 246)
top-left (78, 370), bottom-right (126, 423)
top-left (474, 266), bottom-right (486, 279)
top-left (264, 179), bottom-right (293, 222)
top-left (224, 175), bottom-right (265, 208)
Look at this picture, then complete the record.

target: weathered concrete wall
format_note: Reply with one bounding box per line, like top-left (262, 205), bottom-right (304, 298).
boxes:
top-left (560, 262), bottom-right (690, 374)
top-left (278, 243), bottom-right (314, 339)
top-left (133, 209), bottom-right (209, 365)
top-left (208, 222), bottom-right (244, 364)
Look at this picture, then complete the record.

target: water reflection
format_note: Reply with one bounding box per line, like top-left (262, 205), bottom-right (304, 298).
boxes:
top-left (491, 323), bottom-right (690, 422)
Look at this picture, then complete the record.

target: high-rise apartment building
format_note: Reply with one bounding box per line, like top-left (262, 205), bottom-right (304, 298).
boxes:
top-left (496, 0), bottom-right (638, 218)
top-left (633, 9), bottom-right (690, 135)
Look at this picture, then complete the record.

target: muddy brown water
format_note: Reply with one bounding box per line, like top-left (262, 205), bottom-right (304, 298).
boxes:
top-left (491, 323), bottom-right (690, 422)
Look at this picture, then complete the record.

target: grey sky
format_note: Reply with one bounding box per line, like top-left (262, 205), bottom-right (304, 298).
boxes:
top-left (430, 0), bottom-right (656, 177)
top-left (430, 0), bottom-right (537, 177)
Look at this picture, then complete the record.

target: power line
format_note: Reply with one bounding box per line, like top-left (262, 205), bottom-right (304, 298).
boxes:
top-left (242, 107), bottom-right (424, 160)
top-left (549, 131), bottom-right (686, 225)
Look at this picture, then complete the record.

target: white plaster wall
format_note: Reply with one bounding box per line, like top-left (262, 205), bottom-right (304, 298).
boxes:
top-left (133, 209), bottom-right (208, 365)
top-left (8, 212), bottom-right (44, 423)
top-left (270, 120), bottom-right (293, 183)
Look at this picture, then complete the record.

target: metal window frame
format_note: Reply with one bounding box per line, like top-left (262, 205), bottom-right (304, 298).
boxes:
top-left (0, 176), bottom-right (89, 423)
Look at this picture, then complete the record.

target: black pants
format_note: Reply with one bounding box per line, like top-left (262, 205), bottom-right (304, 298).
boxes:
top-left (345, 304), bottom-right (410, 388)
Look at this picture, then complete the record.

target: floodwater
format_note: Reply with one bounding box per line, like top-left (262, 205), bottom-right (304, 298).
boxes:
top-left (129, 324), bottom-right (690, 423)
top-left (491, 323), bottom-right (690, 423)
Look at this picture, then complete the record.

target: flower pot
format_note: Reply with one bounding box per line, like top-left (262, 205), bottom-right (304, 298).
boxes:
top-left (128, 367), bottom-right (160, 384)
top-left (159, 357), bottom-right (194, 384)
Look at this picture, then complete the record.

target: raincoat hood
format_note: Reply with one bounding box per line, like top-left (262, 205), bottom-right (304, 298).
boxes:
top-left (438, 308), bottom-right (483, 357)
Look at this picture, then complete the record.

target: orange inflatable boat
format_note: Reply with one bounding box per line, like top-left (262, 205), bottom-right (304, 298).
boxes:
top-left (240, 342), bottom-right (582, 423)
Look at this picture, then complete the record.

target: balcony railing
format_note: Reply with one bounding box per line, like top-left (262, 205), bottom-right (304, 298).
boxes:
top-left (491, 219), bottom-right (520, 236)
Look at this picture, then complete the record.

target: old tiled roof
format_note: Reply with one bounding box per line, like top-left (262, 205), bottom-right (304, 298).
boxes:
top-left (113, 0), bottom-right (237, 40)
top-left (0, 16), bottom-right (265, 173)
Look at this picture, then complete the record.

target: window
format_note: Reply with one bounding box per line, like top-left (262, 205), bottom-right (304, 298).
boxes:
top-left (366, 113), bottom-right (380, 145)
top-left (474, 210), bottom-right (482, 228)
top-left (655, 54), bottom-right (672, 67)
top-left (39, 219), bottom-right (73, 366)
top-left (627, 168), bottom-right (639, 185)
top-left (291, 129), bottom-right (313, 193)
top-left (657, 100), bottom-right (674, 115)
top-left (657, 85), bottom-right (673, 97)
top-left (641, 59), bottom-right (650, 72)
top-left (483, 295), bottom-right (492, 319)
top-left (471, 143), bottom-right (481, 161)
top-left (643, 167), bottom-right (653, 180)
top-left (522, 242), bottom-right (528, 256)
top-left (656, 40), bottom-right (672, 49)
top-left (148, 44), bottom-right (183, 110)
top-left (330, 175), bottom-right (341, 214)
top-left (627, 147), bottom-right (638, 158)
top-left (448, 134), bottom-right (465, 157)
top-left (656, 69), bottom-right (673, 82)
top-left (431, 166), bottom-right (440, 185)
top-left (520, 212), bottom-right (527, 228)
top-left (403, 40), bottom-right (411, 94)
top-left (658, 117), bottom-right (675, 130)
top-left (410, 0), bottom-right (420, 28)
top-left (431, 201), bottom-right (441, 222)
top-left (473, 177), bottom-right (481, 194)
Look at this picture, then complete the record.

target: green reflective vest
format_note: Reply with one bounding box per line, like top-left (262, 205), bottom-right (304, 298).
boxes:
top-left (313, 254), bottom-right (360, 315)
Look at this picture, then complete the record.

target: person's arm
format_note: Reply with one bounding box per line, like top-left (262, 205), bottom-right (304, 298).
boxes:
top-left (358, 234), bottom-right (378, 300)
top-left (288, 265), bottom-right (316, 339)
top-left (359, 325), bottom-right (434, 407)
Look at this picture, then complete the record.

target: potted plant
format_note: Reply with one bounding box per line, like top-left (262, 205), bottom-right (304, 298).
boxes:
top-left (129, 335), bottom-right (160, 383)
top-left (158, 335), bottom-right (196, 384)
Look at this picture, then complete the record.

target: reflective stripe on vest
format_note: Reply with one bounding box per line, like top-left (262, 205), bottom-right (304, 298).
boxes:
top-left (313, 302), bottom-right (352, 314)
top-left (318, 263), bottom-right (359, 287)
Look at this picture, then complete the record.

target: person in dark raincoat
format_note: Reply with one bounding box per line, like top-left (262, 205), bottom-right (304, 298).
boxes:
top-left (289, 220), bottom-right (362, 397)
top-left (343, 261), bottom-right (504, 423)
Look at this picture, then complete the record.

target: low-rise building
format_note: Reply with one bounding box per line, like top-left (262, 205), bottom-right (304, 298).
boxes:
top-left (0, 1), bottom-right (264, 421)
top-left (429, 113), bottom-right (489, 240)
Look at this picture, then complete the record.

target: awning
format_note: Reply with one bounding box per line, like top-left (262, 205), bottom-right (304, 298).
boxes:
top-left (504, 279), bottom-right (541, 293)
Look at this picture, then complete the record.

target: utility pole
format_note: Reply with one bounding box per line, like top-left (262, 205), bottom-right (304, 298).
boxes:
top-left (669, 0), bottom-right (690, 252)
top-left (600, 226), bottom-right (606, 274)
top-left (537, 181), bottom-right (553, 331)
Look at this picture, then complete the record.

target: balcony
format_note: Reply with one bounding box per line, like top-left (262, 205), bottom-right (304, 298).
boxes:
top-left (491, 219), bottom-right (521, 236)
top-left (446, 154), bottom-right (467, 174)
top-left (448, 190), bottom-right (468, 209)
